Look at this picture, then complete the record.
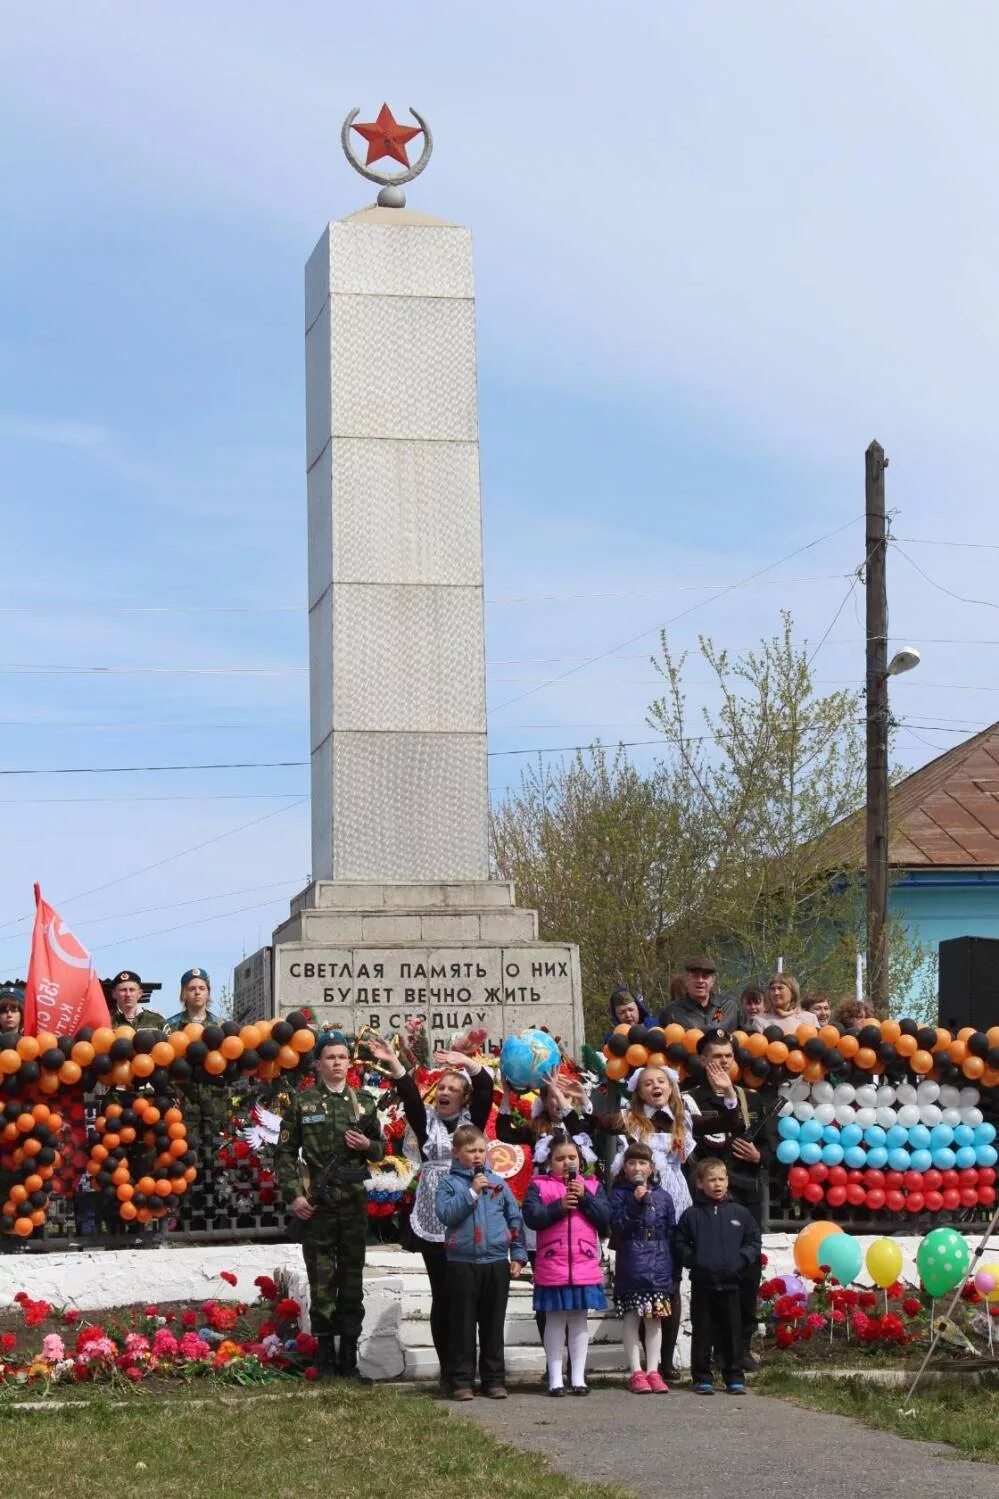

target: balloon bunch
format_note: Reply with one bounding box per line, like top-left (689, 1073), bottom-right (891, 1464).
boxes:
top-left (0, 1100), bottom-right (63, 1237)
top-left (85, 1095), bottom-right (195, 1224)
top-left (0, 1013), bottom-right (317, 1097)
top-left (778, 1076), bottom-right (997, 1214)
top-left (602, 1023), bottom-right (695, 1082)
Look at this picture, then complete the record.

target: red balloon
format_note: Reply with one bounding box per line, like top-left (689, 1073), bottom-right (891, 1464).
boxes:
top-left (864, 1169), bottom-right (885, 1189)
top-left (960, 1187), bottom-right (979, 1207)
top-left (846, 1183), bottom-right (867, 1206)
top-left (980, 1167), bottom-right (996, 1186)
top-left (827, 1165), bottom-right (847, 1187)
top-left (865, 1188), bottom-right (886, 1210)
top-left (803, 1182), bottom-right (825, 1204)
top-left (978, 1186), bottom-right (996, 1206)
top-left (904, 1170), bottom-right (923, 1193)
top-left (942, 1187), bottom-right (961, 1211)
top-left (905, 1191), bottom-right (924, 1213)
top-left (959, 1168), bottom-right (978, 1187)
top-left (923, 1190), bottom-right (944, 1212)
top-left (788, 1166), bottom-right (809, 1190)
top-left (809, 1163), bottom-right (829, 1183)
top-left (922, 1169), bottom-right (942, 1192)
top-left (846, 1169), bottom-right (864, 1185)
top-left (941, 1169), bottom-right (959, 1188)
top-left (885, 1170), bottom-right (904, 1190)
top-left (826, 1185), bottom-right (847, 1207)
top-left (885, 1189), bottom-right (906, 1212)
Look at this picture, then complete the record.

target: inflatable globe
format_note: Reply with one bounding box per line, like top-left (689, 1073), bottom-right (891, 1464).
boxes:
top-left (499, 1029), bottom-right (561, 1092)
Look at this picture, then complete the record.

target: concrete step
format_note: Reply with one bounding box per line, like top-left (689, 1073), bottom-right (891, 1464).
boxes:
top-left (403, 1341), bottom-right (630, 1380)
top-left (400, 1312), bottom-right (625, 1348)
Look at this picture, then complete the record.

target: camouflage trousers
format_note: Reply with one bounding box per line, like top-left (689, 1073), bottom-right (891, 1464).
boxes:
top-left (302, 1198), bottom-right (368, 1338)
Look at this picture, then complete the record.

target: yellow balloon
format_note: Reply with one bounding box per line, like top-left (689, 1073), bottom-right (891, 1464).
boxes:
top-left (979, 1261), bottom-right (999, 1302)
top-left (866, 1236), bottom-right (903, 1289)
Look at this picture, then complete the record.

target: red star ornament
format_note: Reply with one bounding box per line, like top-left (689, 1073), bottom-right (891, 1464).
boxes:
top-left (352, 104), bottom-right (421, 167)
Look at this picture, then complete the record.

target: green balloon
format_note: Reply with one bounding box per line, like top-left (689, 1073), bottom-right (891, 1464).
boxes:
top-left (818, 1231), bottom-right (864, 1284)
top-left (917, 1227), bottom-right (970, 1298)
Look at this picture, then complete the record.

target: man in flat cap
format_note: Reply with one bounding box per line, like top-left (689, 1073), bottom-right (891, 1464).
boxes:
top-left (659, 955), bottom-right (745, 1033)
top-left (108, 971), bottom-right (165, 1030)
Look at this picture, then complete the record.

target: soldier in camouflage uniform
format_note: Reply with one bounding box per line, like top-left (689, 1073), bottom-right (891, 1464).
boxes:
top-left (107, 970), bottom-right (166, 1030)
top-left (164, 969), bottom-right (227, 1223)
top-left (274, 1032), bottom-right (384, 1379)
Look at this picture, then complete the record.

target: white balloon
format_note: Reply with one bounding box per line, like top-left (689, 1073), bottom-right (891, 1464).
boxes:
top-left (814, 1103), bottom-right (836, 1125)
top-left (793, 1101), bottom-right (815, 1121)
top-left (835, 1104), bottom-right (857, 1126)
top-left (811, 1081), bottom-right (835, 1105)
top-left (897, 1105), bottom-right (920, 1128)
top-left (778, 1099), bottom-right (795, 1117)
top-left (833, 1084), bottom-right (856, 1106)
top-left (962, 1107), bottom-right (984, 1126)
top-left (875, 1107), bottom-right (896, 1129)
top-left (939, 1086), bottom-right (961, 1109)
top-left (960, 1087), bottom-right (981, 1108)
top-left (875, 1085), bottom-right (896, 1107)
top-left (855, 1107), bottom-right (877, 1128)
top-left (789, 1081), bottom-right (811, 1103)
top-left (941, 1108), bottom-right (962, 1127)
top-left (919, 1105), bottom-right (942, 1126)
top-left (916, 1081), bottom-right (940, 1104)
top-left (895, 1084), bottom-right (917, 1106)
top-left (855, 1086), bottom-right (879, 1109)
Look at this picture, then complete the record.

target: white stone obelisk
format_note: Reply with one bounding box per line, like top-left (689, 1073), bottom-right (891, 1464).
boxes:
top-left (304, 205), bottom-right (488, 884)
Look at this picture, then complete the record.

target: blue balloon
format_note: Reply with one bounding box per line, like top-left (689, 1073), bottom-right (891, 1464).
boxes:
top-left (799, 1142), bottom-right (823, 1165)
top-left (955, 1146), bottom-right (977, 1170)
top-left (888, 1148), bottom-right (912, 1172)
top-left (953, 1125), bottom-right (975, 1148)
top-left (909, 1149), bottom-right (933, 1173)
top-left (866, 1146), bottom-right (889, 1170)
top-left (821, 1125), bottom-right (841, 1145)
top-left (776, 1139), bottom-right (801, 1165)
top-left (778, 1116), bottom-right (800, 1140)
top-left (499, 1029), bottom-right (561, 1091)
top-left (886, 1126), bottom-right (909, 1150)
top-left (976, 1145), bottom-right (998, 1168)
top-left (863, 1125), bottom-right (887, 1148)
top-left (841, 1124), bottom-right (864, 1148)
top-left (975, 1122), bottom-right (997, 1145)
top-left (932, 1147), bottom-right (957, 1170)
top-left (907, 1125), bottom-right (931, 1150)
top-left (930, 1124), bottom-right (954, 1149)
top-left (799, 1120), bottom-right (823, 1144)
top-left (821, 1143), bottom-right (844, 1166)
top-left (844, 1145), bottom-right (867, 1169)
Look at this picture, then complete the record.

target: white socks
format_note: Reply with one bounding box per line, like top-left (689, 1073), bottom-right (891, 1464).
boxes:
top-left (622, 1311), bottom-right (661, 1373)
top-left (543, 1310), bottom-right (591, 1388)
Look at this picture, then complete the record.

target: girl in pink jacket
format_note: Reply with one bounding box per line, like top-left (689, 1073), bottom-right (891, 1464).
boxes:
top-left (522, 1134), bottom-right (612, 1395)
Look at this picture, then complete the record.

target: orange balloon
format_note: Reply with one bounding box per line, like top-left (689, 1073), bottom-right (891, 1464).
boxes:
top-left (38, 1072), bottom-right (60, 1094)
top-left (239, 1024), bottom-right (263, 1051)
top-left (796, 1025), bottom-right (818, 1045)
top-left (58, 1060), bottom-right (82, 1086)
top-left (16, 1035), bottom-right (40, 1061)
top-left (71, 1041), bottom-right (95, 1067)
top-left (932, 1028), bottom-right (952, 1053)
top-left (646, 1051), bottom-right (668, 1068)
top-left (819, 1025), bottom-right (841, 1049)
top-left (785, 1051), bottom-right (807, 1073)
top-left (988, 1026), bottom-right (999, 1049)
top-left (9, 1184), bottom-right (27, 1204)
top-left (683, 1030), bottom-right (701, 1053)
top-left (151, 1041), bottom-right (175, 1067)
top-left (664, 1025), bottom-right (686, 1046)
top-left (220, 1035), bottom-right (244, 1061)
top-left (958, 1027), bottom-right (975, 1041)
top-left (911, 1049), bottom-right (934, 1074)
top-left (605, 1057), bottom-right (628, 1082)
top-left (746, 1033), bottom-right (769, 1058)
top-left (803, 1061), bottom-right (825, 1082)
top-left (793, 1220), bottom-right (843, 1280)
top-left (164, 1107), bottom-right (182, 1125)
top-left (838, 1033), bottom-right (860, 1059)
top-left (91, 1027), bottom-right (115, 1054)
top-left (856, 1047), bottom-right (877, 1070)
top-left (895, 1034), bottom-right (917, 1057)
top-left (278, 1045), bottom-right (300, 1070)
top-left (613, 1023), bottom-right (630, 1036)
top-left (119, 1126), bottom-right (136, 1144)
top-left (204, 1050), bottom-right (227, 1075)
top-left (879, 1019), bottom-right (901, 1044)
top-left (290, 1029), bottom-right (315, 1055)
top-left (136, 1176), bottom-right (156, 1197)
top-left (109, 1062), bottom-right (133, 1087)
top-left (14, 1217), bottom-right (34, 1237)
top-left (23, 1173), bottom-right (43, 1194)
top-left (119, 1201), bottom-right (138, 1220)
top-left (963, 1055), bottom-right (986, 1080)
top-left (948, 1039), bottom-right (969, 1065)
top-left (35, 1031), bottom-right (58, 1054)
top-left (168, 1030), bottom-right (190, 1056)
top-left (767, 1040), bottom-right (789, 1066)
top-left (131, 1054), bottom-right (155, 1079)
top-left (0, 1051), bottom-right (21, 1075)
top-left (154, 1179), bottom-right (172, 1198)
top-left (169, 1137), bottom-right (188, 1158)
top-left (184, 1023), bottom-right (205, 1042)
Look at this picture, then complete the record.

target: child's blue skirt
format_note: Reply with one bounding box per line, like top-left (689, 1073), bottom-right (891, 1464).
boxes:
top-left (533, 1285), bottom-right (607, 1313)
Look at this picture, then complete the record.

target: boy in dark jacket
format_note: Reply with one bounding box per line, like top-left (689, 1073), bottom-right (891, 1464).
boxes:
top-left (673, 1157), bottom-right (762, 1395)
top-left (434, 1124), bottom-right (528, 1401)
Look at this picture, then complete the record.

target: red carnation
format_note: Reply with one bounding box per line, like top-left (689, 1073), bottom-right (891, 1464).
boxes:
top-left (902, 1298), bottom-right (922, 1318)
top-left (295, 1331), bottom-right (318, 1356)
top-left (303, 1365), bottom-right (319, 1381)
top-left (254, 1275), bottom-right (278, 1302)
top-left (0, 1332), bottom-right (16, 1353)
top-left (219, 1271), bottom-right (238, 1287)
top-left (181, 1310), bottom-right (198, 1328)
top-left (275, 1298), bottom-right (301, 1322)
top-left (885, 1281), bottom-right (904, 1301)
top-left (857, 1292), bottom-right (877, 1310)
top-left (775, 1326), bottom-right (795, 1349)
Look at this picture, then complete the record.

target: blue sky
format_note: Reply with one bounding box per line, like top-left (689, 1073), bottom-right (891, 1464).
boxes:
top-left (3, 2), bottom-right (999, 1002)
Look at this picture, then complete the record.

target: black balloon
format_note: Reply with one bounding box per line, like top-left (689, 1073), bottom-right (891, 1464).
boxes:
top-left (968, 1031), bottom-right (990, 1059)
top-left (607, 1033), bottom-right (629, 1057)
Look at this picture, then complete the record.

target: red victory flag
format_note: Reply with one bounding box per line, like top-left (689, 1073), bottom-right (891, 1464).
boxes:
top-left (23, 884), bottom-right (110, 1036)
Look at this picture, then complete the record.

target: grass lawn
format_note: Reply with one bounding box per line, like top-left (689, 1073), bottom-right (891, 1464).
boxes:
top-left (756, 1367), bottom-right (999, 1465)
top-left (0, 1384), bottom-right (637, 1499)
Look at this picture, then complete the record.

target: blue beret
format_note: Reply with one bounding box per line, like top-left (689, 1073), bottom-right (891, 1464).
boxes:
top-left (181, 967), bottom-right (210, 987)
top-left (316, 1030), bottom-right (350, 1052)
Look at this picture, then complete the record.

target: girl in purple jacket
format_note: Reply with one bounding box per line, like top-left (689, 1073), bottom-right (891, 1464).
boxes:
top-left (522, 1135), bottom-right (611, 1396)
top-left (609, 1141), bottom-right (676, 1394)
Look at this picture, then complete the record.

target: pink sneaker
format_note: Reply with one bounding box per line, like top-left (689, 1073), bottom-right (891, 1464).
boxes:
top-left (646, 1370), bottom-right (670, 1393)
top-left (627, 1370), bottom-right (652, 1393)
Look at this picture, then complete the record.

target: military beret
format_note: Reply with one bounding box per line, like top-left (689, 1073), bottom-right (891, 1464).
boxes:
top-left (316, 1030), bottom-right (350, 1053)
top-left (0, 984), bottom-right (24, 1009)
top-left (112, 969), bottom-right (142, 988)
top-left (181, 967), bottom-right (210, 987)
top-left (696, 1027), bottom-right (731, 1054)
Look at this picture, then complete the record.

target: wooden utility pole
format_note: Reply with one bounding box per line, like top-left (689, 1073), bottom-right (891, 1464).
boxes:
top-left (865, 441), bottom-right (889, 1014)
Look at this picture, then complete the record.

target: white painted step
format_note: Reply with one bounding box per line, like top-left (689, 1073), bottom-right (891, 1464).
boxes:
top-left (401, 1309), bottom-right (625, 1347)
top-left (403, 1342), bottom-right (630, 1379)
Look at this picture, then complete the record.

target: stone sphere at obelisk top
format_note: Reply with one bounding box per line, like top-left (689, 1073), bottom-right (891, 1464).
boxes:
top-left (232, 104), bottom-right (584, 1056)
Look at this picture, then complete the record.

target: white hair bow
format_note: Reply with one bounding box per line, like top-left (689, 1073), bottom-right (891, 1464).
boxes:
top-left (625, 1064), bottom-right (679, 1094)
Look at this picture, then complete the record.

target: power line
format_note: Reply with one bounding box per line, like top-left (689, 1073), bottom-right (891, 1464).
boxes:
top-left (0, 792), bottom-right (309, 805)
top-left (892, 543), bottom-right (999, 613)
top-left (0, 797), bottom-right (308, 933)
top-left (490, 514), bottom-right (866, 714)
top-left (91, 895), bottom-right (294, 951)
top-left (894, 537), bottom-right (999, 552)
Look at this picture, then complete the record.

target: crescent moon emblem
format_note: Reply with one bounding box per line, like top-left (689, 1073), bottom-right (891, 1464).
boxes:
top-left (340, 107), bottom-right (433, 188)
top-left (45, 918), bottom-right (92, 970)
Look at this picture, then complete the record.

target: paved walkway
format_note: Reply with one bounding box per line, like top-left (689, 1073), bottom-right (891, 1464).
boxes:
top-left (447, 1385), bottom-right (998, 1499)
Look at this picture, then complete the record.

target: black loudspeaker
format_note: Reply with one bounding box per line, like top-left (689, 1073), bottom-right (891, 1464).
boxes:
top-left (938, 937), bottom-right (999, 1032)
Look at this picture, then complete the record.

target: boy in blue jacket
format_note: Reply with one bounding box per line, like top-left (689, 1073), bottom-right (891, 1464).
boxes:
top-left (434, 1123), bottom-right (528, 1401)
top-left (673, 1157), bottom-right (762, 1395)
